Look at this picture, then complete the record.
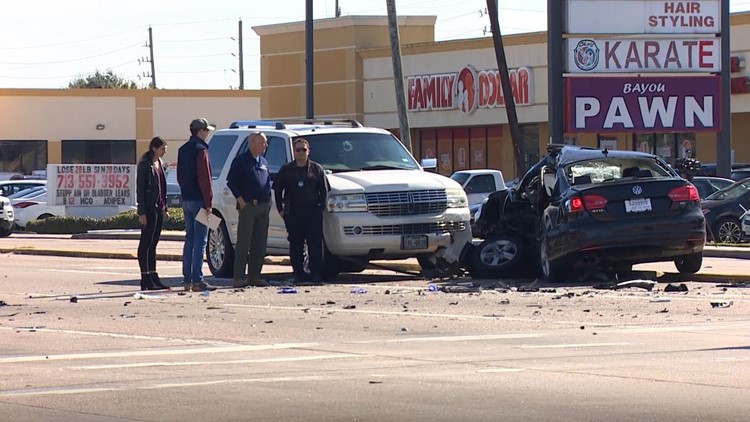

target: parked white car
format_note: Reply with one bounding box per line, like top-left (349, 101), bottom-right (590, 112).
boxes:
top-left (0, 195), bottom-right (14, 236)
top-left (0, 180), bottom-right (46, 197)
top-left (10, 188), bottom-right (63, 228)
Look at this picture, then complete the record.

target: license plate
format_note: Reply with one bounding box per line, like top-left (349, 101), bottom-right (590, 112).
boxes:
top-left (625, 198), bottom-right (652, 213)
top-left (401, 234), bottom-right (428, 250)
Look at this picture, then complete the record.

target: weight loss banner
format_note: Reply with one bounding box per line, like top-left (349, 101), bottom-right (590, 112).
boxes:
top-left (47, 164), bottom-right (136, 206)
top-left (565, 76), bottom-right (721, 133)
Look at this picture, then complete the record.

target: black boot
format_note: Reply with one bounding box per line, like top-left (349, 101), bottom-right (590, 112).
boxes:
top-left (140, 273), bottom-right (157, 290)
top-left (150, 272), bottom-right (170, 290)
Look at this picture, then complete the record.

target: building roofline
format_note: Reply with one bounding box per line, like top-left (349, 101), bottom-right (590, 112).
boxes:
top-left (252, 15), bottom-right (437, 36)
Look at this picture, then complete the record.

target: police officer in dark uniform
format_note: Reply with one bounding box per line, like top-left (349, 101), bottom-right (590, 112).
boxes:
top-left (274, 138), bottom-right (329, 283)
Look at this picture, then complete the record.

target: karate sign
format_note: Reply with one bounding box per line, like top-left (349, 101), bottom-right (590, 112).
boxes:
top-left (565, 76), bottom-right (720, 133)
top-left (567, 37), bottom-right (720, 73)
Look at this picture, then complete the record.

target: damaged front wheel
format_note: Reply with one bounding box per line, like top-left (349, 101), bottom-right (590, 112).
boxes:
top-left (471, 235), bottom-right (524, 278)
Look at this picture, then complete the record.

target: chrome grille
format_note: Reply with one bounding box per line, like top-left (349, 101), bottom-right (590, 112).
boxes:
top-left (365, 190), bottom-right (447, 216)
top-left (344, 222), bottom-right (467, 236)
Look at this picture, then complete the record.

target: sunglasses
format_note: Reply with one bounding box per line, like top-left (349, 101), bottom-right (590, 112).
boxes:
top-left (295, 147), bottom-right (308, 152)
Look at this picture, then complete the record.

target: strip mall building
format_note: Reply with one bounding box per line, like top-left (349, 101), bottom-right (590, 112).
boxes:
top-left (256, 11), bottom-right (750, 178)
top-left (2, 11), bottom-right (750, 179)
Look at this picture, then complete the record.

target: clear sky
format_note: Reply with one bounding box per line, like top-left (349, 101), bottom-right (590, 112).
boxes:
top-left (1, 0), bottom-right (748, 90)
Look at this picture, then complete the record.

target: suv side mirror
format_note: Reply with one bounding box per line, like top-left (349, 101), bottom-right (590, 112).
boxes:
top-left (421, 158), bottom-right (437, 171)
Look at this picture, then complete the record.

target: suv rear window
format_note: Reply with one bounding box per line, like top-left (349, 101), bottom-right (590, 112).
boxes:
top-left (208, 134), bottom-right (240, 180)
top-left (299, 132), bottom-right (418, 172)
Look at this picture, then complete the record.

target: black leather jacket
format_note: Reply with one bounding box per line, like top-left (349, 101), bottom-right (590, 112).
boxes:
top-left (136, 156), bottom-right (167, 215)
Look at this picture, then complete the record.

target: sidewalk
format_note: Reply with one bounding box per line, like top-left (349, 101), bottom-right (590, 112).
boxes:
top-left (2, 230), bottom-right (750, 281)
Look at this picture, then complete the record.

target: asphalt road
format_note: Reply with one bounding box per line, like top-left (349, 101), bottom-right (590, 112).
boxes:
top-left (0, 253), bottom-right (749, 421)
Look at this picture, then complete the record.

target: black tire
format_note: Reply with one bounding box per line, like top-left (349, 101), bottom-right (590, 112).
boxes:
top-left (38, 214), bottom-right (54, 220)
top-left (0, 228), bottom-right (11, 237)
top-left (417, 255), bottom-right (435, 270)
top-left (471, 235), bottom-right (524, 278)
top-left (674, 252), bottom-right (703, 274)
top-left (539, 231), bottom-right (569, 282)
top-left (206, 219), bottom-right (235, 278)
top-left (713, 217), bottom-right (742, 244)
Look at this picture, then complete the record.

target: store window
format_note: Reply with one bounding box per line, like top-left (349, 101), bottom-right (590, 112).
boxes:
top-left (0, 140), bottom-right (47, 174)
top-left (62, 140), bottom-right (135, 165)
top-left (678, 133), bottom-right (696, 159)
top-left (632, 133), bottom-right (695, 164)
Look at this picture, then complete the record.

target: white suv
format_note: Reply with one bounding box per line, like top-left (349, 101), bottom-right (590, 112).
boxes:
top-left (206, 120), bottom-right (471, 280)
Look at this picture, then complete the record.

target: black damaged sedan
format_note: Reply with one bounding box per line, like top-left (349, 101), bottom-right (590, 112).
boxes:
top-left (467, 145), bottom-right (706, 280)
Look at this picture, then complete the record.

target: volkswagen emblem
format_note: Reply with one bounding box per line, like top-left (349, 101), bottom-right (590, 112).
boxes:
top-left (632, 185), bottom-right (643, 195)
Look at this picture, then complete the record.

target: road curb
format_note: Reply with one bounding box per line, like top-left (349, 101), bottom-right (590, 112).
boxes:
top-left (1, 246), bottom-right (424, 272)
top-left (69, 233), bottom-right (750, 260)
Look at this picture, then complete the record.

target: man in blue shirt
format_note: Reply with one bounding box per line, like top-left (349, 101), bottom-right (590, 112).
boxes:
top-left (227, 132), bottom-right (272, 287)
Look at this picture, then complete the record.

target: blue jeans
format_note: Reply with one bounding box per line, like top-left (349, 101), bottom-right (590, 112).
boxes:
top-left (182, 200), bottom-right (208, 284)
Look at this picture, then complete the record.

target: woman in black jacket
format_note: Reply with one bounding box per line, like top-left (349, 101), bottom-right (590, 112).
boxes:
top-left (136, 136), bottom-right (170, 290)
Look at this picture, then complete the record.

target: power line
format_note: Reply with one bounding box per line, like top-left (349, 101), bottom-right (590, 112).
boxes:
top-left (159, 36), bottom-right (231, 43)
top-left (159, 69), bottom-right (231, 74)
top-left (437, 10), bottom-right (481, 23)
top-left (159, 52), bottom-right (235, 59)
top-left (0, 42), bottom-right (143, 66)
top-left (0, 27), bottom-right (145, 51)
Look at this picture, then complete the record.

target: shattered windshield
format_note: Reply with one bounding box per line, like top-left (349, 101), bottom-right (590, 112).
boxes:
top-left (300, 132), bottom-right (419, 172)
top-left (566, 158), bottom-right (671, 185)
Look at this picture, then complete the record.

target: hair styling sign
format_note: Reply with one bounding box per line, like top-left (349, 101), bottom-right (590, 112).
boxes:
top-left (564, 76), bottom-right (720, 133)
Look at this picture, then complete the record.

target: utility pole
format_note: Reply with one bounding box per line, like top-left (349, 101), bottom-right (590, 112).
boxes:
top-left (335, 0), bottom-right (341, 17)
top-left (386, 0), bottom-right (412, 153)
top-left (305, 0), bottom-right (314, 119)
top-left (547, 0), bottom-right (563, 145)
top-left (717, 0), bottom-right (731, 177)
top-left (238, 19), bottom-right (245, 90)
top-left (485, 0), bottom-right (525, 175)
top-left (148, 26), bottom-right (156, 89)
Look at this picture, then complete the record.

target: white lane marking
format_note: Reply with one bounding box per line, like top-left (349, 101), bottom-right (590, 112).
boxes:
top-left (72, 353), bottom-right (368, 370)
top-left (516, 342), bottom-right (630, 349)
top-left (349, 333), bottom-right (545, 344)
top-left (0, 376), bottom-right (331, 398)
top-left (145, 375), bottom-right (329, 390)
top-left (0, 326), bottom-right (236, 346)
top-left (476, 368), bottom-right (527, 373)
top-left (609, 323), bottom-right (750, 334)
top-left (0, 387), bottom-right (116, 397)
top-left (716, 357), bottom-right (750, 362)
top-left (223, 303), bottom-right (614, 327)
top-left (224, 303), bottom-right (540, 323)
top-left (0, 343), bottom-right (317, 364)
